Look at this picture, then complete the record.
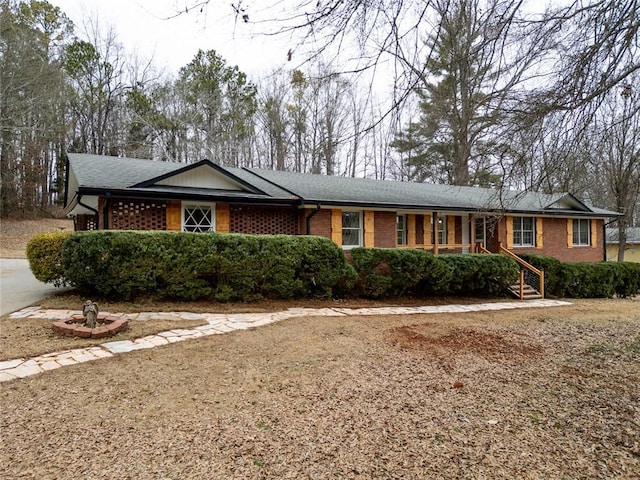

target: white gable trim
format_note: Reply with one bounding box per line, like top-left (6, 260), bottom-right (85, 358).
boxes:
top-left (154, 164), bottom-right (244, 190)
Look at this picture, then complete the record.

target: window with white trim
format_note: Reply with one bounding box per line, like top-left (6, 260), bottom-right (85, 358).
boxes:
top-left (182, 203), bottom-right (215, 232)
top-left (342, 211), bottom-right (362, 248)
top-left (573, 219), bottom-right (590, 246)
top-left (513, 216), bottom-right (535, 246)
top-left (437, 215), bottom-right (447, 244)
top-left (397, 214), bottom-right (407, 245)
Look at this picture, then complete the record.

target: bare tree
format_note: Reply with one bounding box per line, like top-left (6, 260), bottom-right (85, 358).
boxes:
top-left (63, 19), bottom-right (127, 156)
top-left (591, 83), bottom-right (640, 261)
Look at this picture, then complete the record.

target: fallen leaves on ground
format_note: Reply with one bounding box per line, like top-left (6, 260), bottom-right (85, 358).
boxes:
top-left (0, 299), bottom-right (638, 479)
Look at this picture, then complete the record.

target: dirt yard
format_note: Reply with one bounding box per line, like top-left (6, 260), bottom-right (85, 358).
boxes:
top-left (0, 218), bottom-right (74, 258)
top-left (1, 298), bottom-right (638, 479)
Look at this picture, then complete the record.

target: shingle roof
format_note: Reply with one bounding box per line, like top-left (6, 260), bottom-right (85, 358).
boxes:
top-left (66, 153), bottom-right (620, 217)
top-left (67, 153), bottom-right (296, 201)
top-left (242, 168), bottom-right (615, 216)
top-left (69, 153), bottom-right (182, 190)
top-left (606, 227), bottom-right (640, 244)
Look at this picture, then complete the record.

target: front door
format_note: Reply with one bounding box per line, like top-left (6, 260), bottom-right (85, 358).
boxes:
top-left (475, 217), bottom-right (487, 248)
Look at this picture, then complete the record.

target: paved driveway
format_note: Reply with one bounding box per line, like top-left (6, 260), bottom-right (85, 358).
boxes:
top-left (0, 259), bottom-right (64, 316)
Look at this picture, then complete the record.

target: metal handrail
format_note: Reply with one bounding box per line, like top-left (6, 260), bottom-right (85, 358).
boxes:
top-left (498, 243), bottom-right (544, 298)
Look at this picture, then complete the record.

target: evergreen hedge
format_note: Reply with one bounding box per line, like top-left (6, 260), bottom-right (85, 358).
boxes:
top-left (56, 231), bottom-right (355, 301)
top-left (438, 254), bottom-right (520, 296)
top-left (27, 231), bottom-right (639, 301)
top-left (350, 248), bottom-right (518, 298)
top-left (26, 231), bottom-right (72, 287)
top-left (519, 253), bottom-right (640, 298)
top-left (350, 248), bottom-right (451, 298)
top-left (517, 253), bottom-right (568, 297)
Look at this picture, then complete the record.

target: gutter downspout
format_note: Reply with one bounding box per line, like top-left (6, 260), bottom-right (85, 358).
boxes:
top-left (305, 203), bottom-right (321, 235)
top-left (77, 194), bottom-right (100, 231)
top-left (103, 192), bottom-right (112, 230)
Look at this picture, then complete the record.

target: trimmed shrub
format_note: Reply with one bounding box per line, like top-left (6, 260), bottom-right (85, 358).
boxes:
top-left (60, 231), bottom-right (352, 301)
top-left (614, 262), bottom-right (640, 298)
top-left (26, 231), bottom-right (72, 287)
top-left (350, 248), bottom-right (447, 298)
top-left (438, 254), bottom-right (519, 296)
top-left (349, 249), bottom-right (515, 298)
top-left (518, 253), bottom-right (568, 298)
top-left (563, 262), bottom-right (618, 298)
top-left (519, 253), bottom-right (640, 298)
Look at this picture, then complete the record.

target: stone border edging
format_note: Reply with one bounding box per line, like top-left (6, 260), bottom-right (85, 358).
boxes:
top-left (0, 299), bottom-right (571, 383)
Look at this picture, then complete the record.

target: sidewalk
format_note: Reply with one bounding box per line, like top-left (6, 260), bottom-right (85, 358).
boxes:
top-left (0, 299), bottom-right (571, 383)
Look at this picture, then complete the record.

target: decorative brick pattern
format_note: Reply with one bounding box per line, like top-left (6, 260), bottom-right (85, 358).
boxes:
top-left (110, 199), bottom-right (167, 230)
top-left (230, 205), bottom-right (299, 235)
top-left (76, 214), bottom-right (97, 231)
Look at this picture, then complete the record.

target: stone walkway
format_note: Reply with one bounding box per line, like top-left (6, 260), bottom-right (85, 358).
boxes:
top-left (0, 299), bottom-right (571, 383)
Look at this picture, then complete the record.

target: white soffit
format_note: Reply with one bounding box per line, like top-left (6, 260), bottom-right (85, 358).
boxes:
top-left (68, 195), bottom-right (99, 215)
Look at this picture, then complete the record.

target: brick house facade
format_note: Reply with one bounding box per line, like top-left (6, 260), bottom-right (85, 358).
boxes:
top-left (66, 154), bottom-right (617, 265)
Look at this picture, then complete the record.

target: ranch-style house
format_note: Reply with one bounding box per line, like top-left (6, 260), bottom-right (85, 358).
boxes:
top-left (64, 153), bottom-right (619, 266)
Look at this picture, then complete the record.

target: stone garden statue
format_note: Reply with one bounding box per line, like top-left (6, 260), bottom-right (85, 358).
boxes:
top-left (82, 301), bottom-right (99, 329)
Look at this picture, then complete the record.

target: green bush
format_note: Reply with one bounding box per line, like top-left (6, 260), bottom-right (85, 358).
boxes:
top-left (60, 231), bottom-right (352, 301)
top-left (26, 231), bottom-right (72, 287)
top-left (350, 249), bottom-right (515, 298)
top-left (350, 248), bottom-right (445, 298)
top-left (438, 254), bottom-right (519, 296)
top-left (614, 262), bottom-right (640, 298)
top-left (563, 262), bottom-right (618, 298)
top-left (518, 253), bottom-right (568, 298)
top-left (519, 253), bottom-right (640, 298)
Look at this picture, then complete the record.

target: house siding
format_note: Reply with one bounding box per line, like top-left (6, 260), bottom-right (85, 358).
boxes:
top-left (606, 244), bottom-right (640, 262)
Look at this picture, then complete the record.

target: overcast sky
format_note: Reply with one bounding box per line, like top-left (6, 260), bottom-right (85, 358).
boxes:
top-left (48, 0), bottom-right (294, 78)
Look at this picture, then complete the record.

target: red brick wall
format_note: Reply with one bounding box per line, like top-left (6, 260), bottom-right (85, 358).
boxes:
top-left (374, 211), bottom-right (397, 248)
top-left (75, 214), bottom-right (97, 231)
top-left (229, 205), bottom-right (300, 235)
top-left (108, 198), bottom-right (168, 230)
top-left (307, 209), bottom-right (333, 238)
top-left (503, 217), bottom-right (604, 262)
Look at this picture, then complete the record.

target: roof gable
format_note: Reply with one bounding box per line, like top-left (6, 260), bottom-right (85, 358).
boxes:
top-left (133, 160), bottom-right (266, 194)
top-left (543, 193), bottom-right (591, 212)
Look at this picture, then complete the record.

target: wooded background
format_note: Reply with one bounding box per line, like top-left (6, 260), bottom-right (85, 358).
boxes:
top-left (1, 0), bottom-right (638, 254)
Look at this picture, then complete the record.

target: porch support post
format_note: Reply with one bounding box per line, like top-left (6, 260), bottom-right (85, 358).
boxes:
top-left (407, 214), bottom-right (416, 248)
top-left (470, 215), bottom-right (476, 252)
top-left (433, 212), bottom-right (439, 255)
top-left (424, 214), bottom-right (432, 251)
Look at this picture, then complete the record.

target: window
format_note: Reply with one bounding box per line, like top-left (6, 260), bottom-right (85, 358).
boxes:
top-left (573, 219), bottom-right (590, 246)
top-left (513, 216), bottom-right (535, 246)
top-left (437, 215), bottom-right (447, 244)
top-left (342, 211), bottom-right (362, 248)
top-left (183, 204), bottom-right (215, 232)
top-left (397, 215), bottom-right (407, 245)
